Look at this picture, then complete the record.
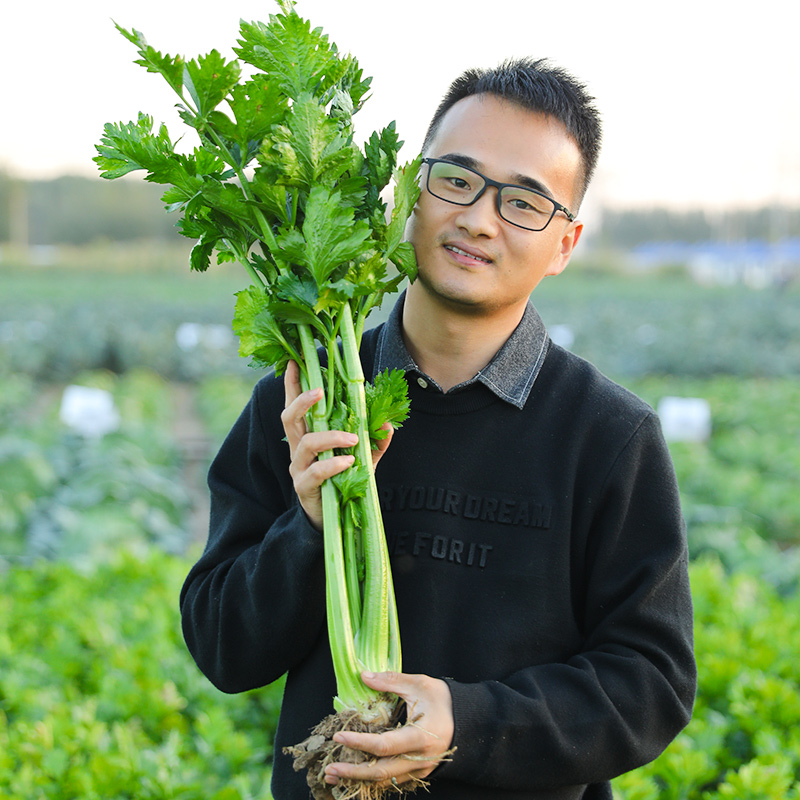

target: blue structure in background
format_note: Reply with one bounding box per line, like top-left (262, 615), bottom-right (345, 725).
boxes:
top-left (630, 239), bottom-right (800, 287)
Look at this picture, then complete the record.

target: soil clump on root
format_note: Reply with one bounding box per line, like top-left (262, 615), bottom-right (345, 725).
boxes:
top-left (284, 706), bottom-right (426, 800)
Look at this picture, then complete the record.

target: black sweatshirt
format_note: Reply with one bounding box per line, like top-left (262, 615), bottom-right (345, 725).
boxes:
top-left (180, 310), bottom-right (696, 800)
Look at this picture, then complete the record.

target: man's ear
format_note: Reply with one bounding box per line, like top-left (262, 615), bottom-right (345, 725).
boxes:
top-left (545, 219), bottom-right (583, 278)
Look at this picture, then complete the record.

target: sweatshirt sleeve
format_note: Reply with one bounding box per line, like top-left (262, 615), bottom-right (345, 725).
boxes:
top-left (436, 412), bottom-right (697, 791)
top-left (179, 375), bottom-right (326, 693)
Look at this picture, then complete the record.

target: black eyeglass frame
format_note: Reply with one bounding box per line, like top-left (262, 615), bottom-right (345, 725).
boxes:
top-left (421, 157), bottom-right (575, 232)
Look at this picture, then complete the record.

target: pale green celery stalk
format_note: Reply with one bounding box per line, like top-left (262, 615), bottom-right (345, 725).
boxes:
top-left (329, 341), bottom-right (362, 635)
top-left (342, 506), bottom-right (362, 634)
top-left (297, 323), bottom-right (382, 713)
top-left (339, 302), bottom-right (402, 678)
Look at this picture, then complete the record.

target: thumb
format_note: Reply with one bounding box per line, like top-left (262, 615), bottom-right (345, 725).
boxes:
top-left (371, 423), bottom-right (394, 469)
top-left (361, 670), bottom-right (411, 696)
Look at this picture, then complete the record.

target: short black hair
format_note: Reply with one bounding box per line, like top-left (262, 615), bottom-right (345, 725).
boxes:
top-left (422, 58), bottom-right (602, 207)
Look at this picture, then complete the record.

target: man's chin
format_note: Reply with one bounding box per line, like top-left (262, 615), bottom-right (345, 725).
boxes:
top-left (415, 274), bottom-right (489, 312)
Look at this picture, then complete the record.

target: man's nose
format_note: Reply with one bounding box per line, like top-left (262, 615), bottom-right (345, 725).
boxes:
top-left (453, 187), bottom-right (501, 237)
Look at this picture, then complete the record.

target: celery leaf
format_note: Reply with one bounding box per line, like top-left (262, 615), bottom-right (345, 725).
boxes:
top-left (114, 24), bottom-right (184, 97)
top-left (386, 157), bottom-right (422, 259)
top-left (366, 369), bottom-right (411, 443)
top-left (233, 286), bottom-right (295, 372)
top-left (190, 233), bottom-right (218, 273)
top-left (227, 77), bottom-right (288, 164)
top-left (94, 114), bottom-right (176, 180)
top-left (276, 272), bottom-right (318, 311)
top-left (333, 465), bottom-right (369, 505)
top-left (364, 123), bottom-right (400, 192)
top-left (183, 50), bottom-right (241, 121)
top-left (300, 187), bottom-right (373, 287)
top-left (235, 12), bottom-right (340, 100)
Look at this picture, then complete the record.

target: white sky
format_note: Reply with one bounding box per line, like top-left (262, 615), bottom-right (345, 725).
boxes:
top-left (2, 0), bottom-right (799, 212)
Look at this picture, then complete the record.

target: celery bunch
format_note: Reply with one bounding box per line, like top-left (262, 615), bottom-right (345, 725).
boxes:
top-left (95, 0), bottom-right (419, 717)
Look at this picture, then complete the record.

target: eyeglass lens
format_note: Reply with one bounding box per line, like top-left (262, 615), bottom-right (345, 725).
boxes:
top-left (427, 160), bottom-right (556, 231)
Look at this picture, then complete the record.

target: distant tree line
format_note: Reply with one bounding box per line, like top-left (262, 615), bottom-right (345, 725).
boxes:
top-left (0, 172), bottom-right (181, 246)
top-left (599, 205), bottom-right (800, 248)
top-left (2, 171), bottom-right (799, 248)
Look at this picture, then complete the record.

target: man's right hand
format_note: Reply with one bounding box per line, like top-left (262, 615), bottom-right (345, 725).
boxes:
top-left (281, 360), bottom-right (394, 531)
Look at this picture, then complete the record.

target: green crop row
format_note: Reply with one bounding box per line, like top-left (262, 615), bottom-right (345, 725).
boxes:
top-left (625, 375), bottom-right (800, 553)
top-left (3, 267), bottom-right (800, 381)
top-left (3, 368), bottom-right (800, 569)
top-left (0, 550), bottom-right (280, 799)
top-left (0, 368), bottom-right (191, 564)
top-left (534, 270), bottom-right (800, 378)
top-left (613, 556), bottom-right (800, 799)
top-left (2, 547), bottom-right (798, 798)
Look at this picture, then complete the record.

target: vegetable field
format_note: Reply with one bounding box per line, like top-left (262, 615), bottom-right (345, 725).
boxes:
top-left (5, 550), bottom-right (800, 799)
top-left (2, 259), bottom-right (800, 797)
top-left (0, 551), bottom-right (282, 799)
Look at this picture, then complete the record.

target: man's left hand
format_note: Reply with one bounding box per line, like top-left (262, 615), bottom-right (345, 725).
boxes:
top-left (324, 671), bottom-right (455, 790)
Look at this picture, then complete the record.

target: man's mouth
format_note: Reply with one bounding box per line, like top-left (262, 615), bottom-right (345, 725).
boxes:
top-left (444, 244), bottom-right (493, 264)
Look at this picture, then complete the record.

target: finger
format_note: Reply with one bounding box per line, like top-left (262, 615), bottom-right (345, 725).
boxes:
top-left (290, 431), bottom-right (359, 475)
top-left (325, 756), bottom-right (437, 786)
top-left (371, 423), bottom-right (394, 469)
top-left (281, 385), bottom-right (324, 453)
top-left (357, 672), bottom-right (453, 746)
top-left (293, 453), bottom-right (356, 495)
top-left (359, 670), bottom-right (417, 699)
top-left (331, 723), bottom-right (431, 760)
top-left (283, 360), bottom-right (302, 408)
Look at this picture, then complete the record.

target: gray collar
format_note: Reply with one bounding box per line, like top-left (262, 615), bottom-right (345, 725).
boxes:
top-left (372, 293), bottom-right (550, 410)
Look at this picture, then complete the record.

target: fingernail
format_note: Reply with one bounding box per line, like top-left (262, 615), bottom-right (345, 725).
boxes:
top-left (362, 671), bottom-right (376, 680)
top-left (345, 434), bottom-right (358, 445)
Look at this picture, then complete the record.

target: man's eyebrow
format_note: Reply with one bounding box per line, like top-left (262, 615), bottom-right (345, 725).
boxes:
top-left (438, 152), bottom-right (554, 198)
top-left (510, 172), bottom-right (554, 199)
top-left (439, 152), bottom-right (482, 171)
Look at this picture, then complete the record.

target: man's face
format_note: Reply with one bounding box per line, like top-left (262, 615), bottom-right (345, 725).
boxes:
top-left (406, 93), bottom-right (584, 317)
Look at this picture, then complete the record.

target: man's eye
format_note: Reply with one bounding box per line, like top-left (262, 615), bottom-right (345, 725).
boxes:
top-left (509, 197), bottom-right (533, 211)
top-left (505, 192), bottom-right (550, 215)
top-left (446, 176), bottom-right (471, 190)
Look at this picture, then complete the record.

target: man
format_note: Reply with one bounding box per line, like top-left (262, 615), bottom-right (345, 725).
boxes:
top-left (181, 58), bottom-right (696, 799)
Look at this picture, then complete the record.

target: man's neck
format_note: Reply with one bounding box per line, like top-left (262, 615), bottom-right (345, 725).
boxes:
top-left (401, 284), bottom-right (527, 392)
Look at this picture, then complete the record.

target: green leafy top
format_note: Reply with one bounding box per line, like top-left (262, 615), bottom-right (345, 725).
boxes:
top-left (95, 1), bottom-right (421, 377)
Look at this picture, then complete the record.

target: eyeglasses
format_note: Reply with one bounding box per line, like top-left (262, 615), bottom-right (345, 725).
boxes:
top-left (421, 157), bottom-right (575, 232)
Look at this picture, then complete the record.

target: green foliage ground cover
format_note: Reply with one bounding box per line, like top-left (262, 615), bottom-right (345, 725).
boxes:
top-left (625, 375), bottom-right (800, 553)
top-left (194, 373), bottom-right (257, 443)
top-left (534, 268), bottom-right (800, 377)
top-left (0, 262), bottom-right (248, 381)
top-left (1, 368), bottom-right (191, 563)
top-left (0, 550), bottom-right (280, 799)
top-left (2, 547), bottom-right (799, 798)
top-left (613, 557), bottom-right (800, 799)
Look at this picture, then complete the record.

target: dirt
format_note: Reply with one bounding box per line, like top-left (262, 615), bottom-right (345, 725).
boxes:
top-left (284, 705), bottom-right (431, 800)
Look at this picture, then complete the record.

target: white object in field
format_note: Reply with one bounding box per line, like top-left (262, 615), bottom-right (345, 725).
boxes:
top-left (657, 396), bottom-right (712, 442)
top-left (176, 322), bottom-right (234, 351)
top-left (60, 385), bottom-right (120, 439)
top-left (549, 324), bottom-right (575, 349)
